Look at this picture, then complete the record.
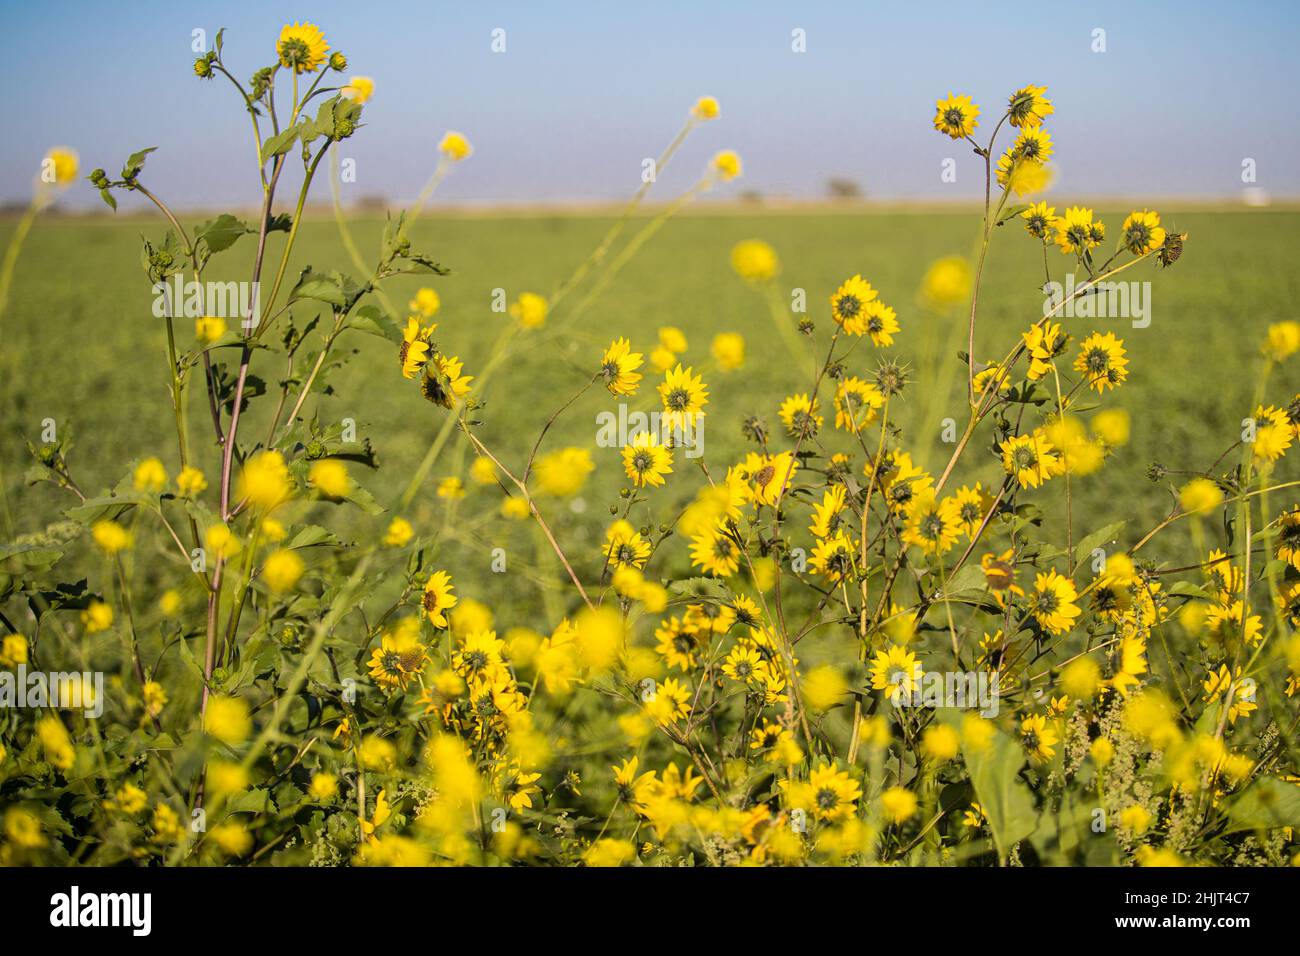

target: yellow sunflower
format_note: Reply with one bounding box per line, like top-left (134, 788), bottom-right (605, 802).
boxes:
top-left (689, 523), bottom-right (740, 577)
top-left (829, 274), bottom-right (877, 334)
top-left (1001, 432), bottom-right (1059, 489)
top-left (658, 364), bottom-right (709, 430)
top-left (743, 451), bottom-right (799, 507)
top-left (1007, 84), bottom-right (1054, 128)
top-left (399, 317), bottom-right (432, 379)
top-left (1011, 127), bottom-right (1053, 164)
top-left (933, 93), bottom-right (980, 139)
top-left (367, 627), bottom-right (427, 692)
top-left (645, 676), bottom-right (692, 725)
top-left (809, 532), bottom-right (857, 583)
top-left (1201, 664), bottom-right (1257, 725)
top-left (809, 486), bottom-right (848, 540)
top-left (861, 300), bottom-right (900, 347)
top-left (869, 645), bottom-right (922, 697)
top-left (833, 376), bottom-right (884, 432)
top-left (901, 490), bottom-right (962, 555)
top-left (421, 354), bottom-right (474, 408)
top-left (1251, 405), bottom-right (1293, 463)
top-left (1028, 570), bottom-right (1080, 634)
top-left (277, 22), bottom-right (329, 74)
top-left (654, 617), bottom-right (701, 671)
top-left (1020, 714), bottom-right (1059, 765)
top-left (778, 393), bottom-right (823, 438)
top-left (452, 629), bottom-right (507, 684)
top-left (722, 644), bottom-right (764, 684)
top-left (1122, 209), bottom-right (1167, 256)
top-left (421, 570), bottom-right (458, 627)
top-left (1074, 332), bottom-right (1129, 392)
top-left (600, 337), bottom-right (644, 396)
top-left (973, 359), bottom-right (1012, 398)
top-left (1278, 508), bottom-right (1300, 571)
top-left (1022, 320), bottom-right (1069, 379)
top-left (622, 431), bottom-right (673, 489)
top-left (869, 449), bottom-right (934, 514)
top-left (497, 765), bottom-right (543, 812)
top-left (604, 520), bottom-right (651, 570)
top-left (950, 483), bottom-right (991, 537)
top-left (1206, 600), bottom-right (1263, 649)
top-left (796, 763), bottom-right (862, 822)
top-left (1021, 201), bottom-right (1057, 239)
top-left (1053, 206), bottom-right (1104, 255)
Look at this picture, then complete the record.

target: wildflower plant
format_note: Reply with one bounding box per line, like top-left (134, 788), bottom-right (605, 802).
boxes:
top-left (0, 26), bottom-right (1298, 871)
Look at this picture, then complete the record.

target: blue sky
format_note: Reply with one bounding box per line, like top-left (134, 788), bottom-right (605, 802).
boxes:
top-left (2, 0), bottom-right (1298, 209)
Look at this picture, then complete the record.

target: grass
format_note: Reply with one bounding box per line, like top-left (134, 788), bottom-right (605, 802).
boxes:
top-left (2, 206), bottom-right (1298, 616)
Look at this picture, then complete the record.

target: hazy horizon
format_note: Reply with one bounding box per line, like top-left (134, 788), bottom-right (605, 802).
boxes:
top-left (3, 0), bottom-right (1298, 211)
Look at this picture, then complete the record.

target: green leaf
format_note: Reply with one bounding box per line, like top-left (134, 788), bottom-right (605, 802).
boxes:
top-left (1073, 521), bottom-right (1127, 566)
top-left (289, 270), bottom-right (346, 307)
top-left (667, 577), bottom-right (731, 602)
top-left (1169, 580), bottom-right (1215, 600)
top-left (958, 717), bottom-right (1037, 860)
top-left (344, 483), bottom-right (385, 516)
top-left (121, 147), bottom-right (157, 181)
top-left (98, 188), bottom-right (117, 211)
top-left (287, 525), bottom-right (340, 549)
top-left (260, 126), bottom-right (301, 164)
top-left (196, 214), bottom-right (251, 253)
top-left (175, 634), bottom-right (206, 686)
top-left (0, 543), bottom-right (64, 577)
top-left (311, 96), bottom-right (337, 140)
top-left (390, 252), bottom-right (451, 276)
top-left (226, 788), bottom-right (274, 814)
top-left (1225, 776), bottom-right (1300, 833)
top-left (942, 565), bottom-right (988, 597)
top-left (65, 493), bottom-right (151, 525)
top-left (347, 305), bottom-right (400, 342)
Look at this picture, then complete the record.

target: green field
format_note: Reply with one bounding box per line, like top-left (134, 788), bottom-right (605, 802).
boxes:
top-left (2, 207), bottom-right (1298, 616)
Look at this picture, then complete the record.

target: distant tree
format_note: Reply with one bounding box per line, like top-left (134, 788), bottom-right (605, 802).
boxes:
top-left (827, 177), bottom-right (863, 199)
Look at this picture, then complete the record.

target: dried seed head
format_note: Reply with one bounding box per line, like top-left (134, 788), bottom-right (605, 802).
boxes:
top-left (1157, 232), bottom-right (1186, 268)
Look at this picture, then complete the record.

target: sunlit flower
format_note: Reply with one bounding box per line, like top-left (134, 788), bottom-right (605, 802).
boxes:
top-left (1028, 570), bottom-right (1080, 634)
top-left (691, 96), bottom-right (720, 120)
top-left (1007, 84), bottom-right (1053, 128)
top-left (1020, 713), bottom-right (1059, 764)
top-left (730, 239), bottom-right (778, 283)
top-left (439, 131), bottom-right (472, 161)
top-left (277, 22), bottom-right (329, 73)
top-left (658, 364), bottom-right (709, 430)
top-left (711, 150), bottom-right (742, 180)
top-left (711, 332), bottom-right (745, 371)
top-left (600, 337), bottom-right (643, 395)
top-left (1074, 331), bottom-right (1129, 392)
top-left (341, 75), bottom-right (374, 104)
top-left (1122, 209), bottom-right (1166, 256)
top-left (509, 292), bottom-right (548, 329)
top-left (1001, 432), bottom-right (1059, 488)
top-left (933, 93), bottom-right (979, 139)
top-left (622, 431), bottom-right (673, 488)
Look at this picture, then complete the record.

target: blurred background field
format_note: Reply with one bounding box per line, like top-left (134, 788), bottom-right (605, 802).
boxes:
top-left (2, 205), bottom-right (1297, 618)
